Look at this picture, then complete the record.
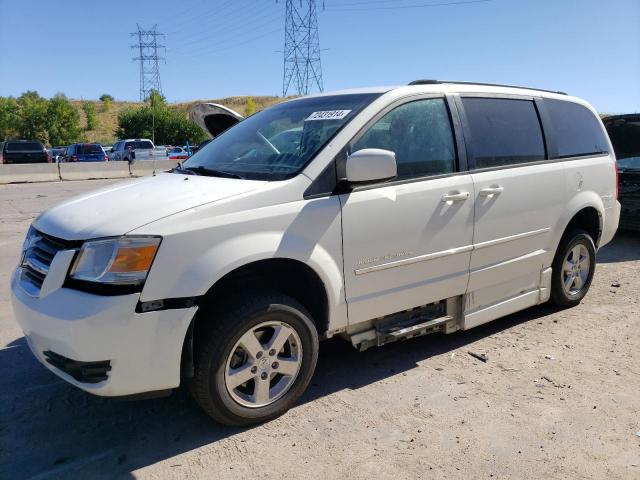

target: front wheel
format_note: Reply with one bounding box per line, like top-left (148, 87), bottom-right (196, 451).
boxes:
top-left (550, 229), bottom-right (596, 307)
top-left (189, 291), bottom-right (319, 426)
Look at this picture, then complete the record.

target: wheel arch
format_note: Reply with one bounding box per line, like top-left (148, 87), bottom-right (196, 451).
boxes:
top-left (553, 198), bottom-right (604, 257)
top-left (180, 256), bottom-right (333, 379)
top-left (199, 257), bottom-right (331, 335)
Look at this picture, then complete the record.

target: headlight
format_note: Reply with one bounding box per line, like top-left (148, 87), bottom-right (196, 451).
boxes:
top-left (70, 236), bottom-right (161, 285)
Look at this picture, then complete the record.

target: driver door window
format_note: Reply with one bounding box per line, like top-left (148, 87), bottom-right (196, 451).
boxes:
top-left (352, 98), bottom-right (457, 180)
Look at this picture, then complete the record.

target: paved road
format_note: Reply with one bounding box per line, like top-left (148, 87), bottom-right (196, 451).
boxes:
top-left (1, 180), bottom-right (639, 479)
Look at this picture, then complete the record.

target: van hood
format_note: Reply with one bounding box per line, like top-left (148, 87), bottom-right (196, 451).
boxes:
top-left (34, 173), bottom-right (266, 240)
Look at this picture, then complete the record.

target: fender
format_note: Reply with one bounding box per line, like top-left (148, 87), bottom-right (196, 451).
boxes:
top-left (136, 195), bottom-right (349, 331)
top-left (550, 189), bottom-right (604, 257)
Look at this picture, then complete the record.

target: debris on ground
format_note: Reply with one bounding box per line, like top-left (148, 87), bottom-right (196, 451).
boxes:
top-left (611, 281), bottom-right (621, 288)
top-left (468, 351), bottom-right (489, 363)
top-left (545, 354), bottom-right (554, 360)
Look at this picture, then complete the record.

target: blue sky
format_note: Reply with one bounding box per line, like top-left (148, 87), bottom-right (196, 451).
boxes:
top-left (0, 0), bottom-right (638, 113)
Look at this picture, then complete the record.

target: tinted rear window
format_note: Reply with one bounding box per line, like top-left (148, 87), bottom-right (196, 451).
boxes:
top-left (545, 99), bottom-right (609, 158)
top-left (76, 144), bottom-right (104, 154)
top-left (462, 98), bottom-right (546, 169)
top-left (5, 141), bottom-right (43, 152)
top-left (125, 141), bottom-right (153, 150)
top-left (604, 117), bottom-right (640, 163)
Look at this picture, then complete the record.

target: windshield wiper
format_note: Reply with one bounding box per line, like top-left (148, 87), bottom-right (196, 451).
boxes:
top-left (171, 165), bottom-right (196, 175)
top-left (174, 165), bottom-right (245, 179)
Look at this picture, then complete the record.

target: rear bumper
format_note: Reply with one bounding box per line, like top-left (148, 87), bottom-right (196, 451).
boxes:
top-left (11, 269), bottom-right (197, 396)
top-left (600, 201), bottom-right (621, 247)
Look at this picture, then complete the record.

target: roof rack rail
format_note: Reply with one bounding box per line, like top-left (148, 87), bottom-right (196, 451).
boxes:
top-left (408, 79), bottom-right (568, 96)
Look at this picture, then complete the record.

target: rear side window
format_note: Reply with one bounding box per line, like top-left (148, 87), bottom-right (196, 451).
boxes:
top-left (76, 144), bottom-right (104, 154)
top-left (5, 141), bottom-right (44, 152)
top-left (125, 141), bottom-right (153, 150)
top-left (545, 99), bottom-right (609, 158)
top-left (462, 98), bottom-right (546, 169)
top-left (352, 98), bottom-right (457, 180)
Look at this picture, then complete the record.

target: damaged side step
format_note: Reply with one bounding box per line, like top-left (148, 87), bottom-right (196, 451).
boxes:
top-left (377, 314), bottom-right (453, 339)
top-left (352, 314), bottom-right (455, 351)
top-left (377, 315), bottom-right (453, 342)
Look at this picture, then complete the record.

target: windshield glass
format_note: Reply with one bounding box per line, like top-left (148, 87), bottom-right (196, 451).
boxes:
top-left (183, 93), bottom-right (381, 180)
top-left (605, 117), bottom-right (640, 169)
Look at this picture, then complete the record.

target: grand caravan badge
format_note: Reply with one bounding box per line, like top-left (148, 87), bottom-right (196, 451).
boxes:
top-left (305, 110), bottom-right (352, 121)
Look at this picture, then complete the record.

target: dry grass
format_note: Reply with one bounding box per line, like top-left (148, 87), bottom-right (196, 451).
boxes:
top-left (70, 96), bottom-right (292, 144)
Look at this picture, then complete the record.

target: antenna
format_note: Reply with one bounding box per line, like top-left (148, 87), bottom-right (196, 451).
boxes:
top-left (282, 0), bottom-right (324, 96)
top-left (130, 25), bottom-right (165, 101)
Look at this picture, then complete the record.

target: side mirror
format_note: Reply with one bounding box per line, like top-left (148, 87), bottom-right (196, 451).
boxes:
top-left (346, 148), bottom-right (397, 184)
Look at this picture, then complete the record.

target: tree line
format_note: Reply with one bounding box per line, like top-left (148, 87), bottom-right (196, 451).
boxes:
top-left (1, 90), bottom-right (207, 147)
top-left (115, 91), bottom-right (207, 146)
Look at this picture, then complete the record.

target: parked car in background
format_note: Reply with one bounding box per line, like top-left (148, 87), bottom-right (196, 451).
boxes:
top-left (604, 114), bottom-right (640, 231)
top-left (109, 139), bottom-right (167, 162)
top-left (49, 147), bottom-right (67, 163)
top-left (189, 139), bottom-right (211, 156)
top-left (154, 145), bottom-right (170, 156)
top-left (0, 140), bottom-right (49, 164)
top-left (168, 147), bottom-right (188, 160)
top-left (11, 81), bottom-right (619, 426)
top-left (59, 143), bottom-right (108, 162)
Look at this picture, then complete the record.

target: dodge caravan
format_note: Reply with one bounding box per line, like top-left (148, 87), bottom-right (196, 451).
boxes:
top-left (11, 81), bottom-right (620, 425)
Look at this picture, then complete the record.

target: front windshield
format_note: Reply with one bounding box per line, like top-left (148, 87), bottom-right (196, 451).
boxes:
top-left (183, 93), bottom-right (381, 180)
top-left (605, 117), bottom-right (640, 170)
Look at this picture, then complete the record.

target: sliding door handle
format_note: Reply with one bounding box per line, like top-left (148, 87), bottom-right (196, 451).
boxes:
top-left (479, 186), bottom-right (504, 197)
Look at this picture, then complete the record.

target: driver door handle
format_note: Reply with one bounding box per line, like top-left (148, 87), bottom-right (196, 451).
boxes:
top-left (479, 185), bottom-right (504, 197)
top-left (441, 191), bottom-right (470, 203)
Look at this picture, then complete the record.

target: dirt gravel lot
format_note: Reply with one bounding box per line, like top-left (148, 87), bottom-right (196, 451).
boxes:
top-left (1, 180), bottom-right (639, 479)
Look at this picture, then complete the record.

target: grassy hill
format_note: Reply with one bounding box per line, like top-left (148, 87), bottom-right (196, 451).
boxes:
top-left (71, 96), bottom-right (289, 145)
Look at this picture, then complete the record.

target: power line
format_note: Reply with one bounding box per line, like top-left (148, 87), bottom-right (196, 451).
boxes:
top-left (177, 28), bottom-right (282, 61)
top-left (130, 25), bottom-right (165, 101)
top-left (170, 5), bottom-right (281, 51)
top-left (163, 0), bottom-right (253, 37)
top-left (282, 0), bottom-right (324, 96)
top-left (326, 0), bottom-right (491, 12)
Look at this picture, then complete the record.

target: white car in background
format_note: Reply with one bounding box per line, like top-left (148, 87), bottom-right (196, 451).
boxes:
top-left (11, 81), bottom-right (620, 426)
top-left (108, 139), bottom-right (167, 162)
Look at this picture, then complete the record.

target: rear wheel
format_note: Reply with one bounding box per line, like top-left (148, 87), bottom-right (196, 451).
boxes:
top-left (189, 291), bottom-right (319, 426)
top-left (550, 229), bottom-right (596, 307)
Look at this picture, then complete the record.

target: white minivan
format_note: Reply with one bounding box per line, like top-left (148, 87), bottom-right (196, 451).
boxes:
top-left (11, 81), bottom-right (620, 425)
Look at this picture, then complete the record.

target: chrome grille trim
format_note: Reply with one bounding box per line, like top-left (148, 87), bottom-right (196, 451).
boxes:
top-left (19, 229), bottom-right (78, 295)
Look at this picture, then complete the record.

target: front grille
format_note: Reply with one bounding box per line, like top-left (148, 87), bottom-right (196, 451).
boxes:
top-left (43, 350), bottom-right (112, 384)
top-left (20, 229), bottom-right (77, 294)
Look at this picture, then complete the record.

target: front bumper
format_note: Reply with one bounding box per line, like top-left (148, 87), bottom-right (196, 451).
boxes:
top-left (10, 269), bottom-right (197, 396)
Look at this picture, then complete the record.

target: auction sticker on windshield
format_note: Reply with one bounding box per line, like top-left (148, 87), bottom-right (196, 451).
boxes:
top-left (306, 110), bottom-right (352, 121)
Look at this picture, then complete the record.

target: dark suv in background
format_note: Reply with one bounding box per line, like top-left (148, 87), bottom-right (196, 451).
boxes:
top-left (59, 143), bottom-right (108, 162)
top-left (604, 114), bottom-right (640, 231)
top-left (0, 140), bottom-right (49, 164)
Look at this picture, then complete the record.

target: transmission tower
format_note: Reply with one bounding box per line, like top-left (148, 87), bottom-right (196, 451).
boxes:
top-left (282, 0), bottom-right (324, 96)
top-left (130, 25), bottom-right (165, 101)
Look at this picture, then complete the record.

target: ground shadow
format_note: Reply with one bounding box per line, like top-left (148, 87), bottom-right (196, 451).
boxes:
top-left (1, 303), bottom-right (559, 479)
top-left (597, 230), bottom-right (640, 263)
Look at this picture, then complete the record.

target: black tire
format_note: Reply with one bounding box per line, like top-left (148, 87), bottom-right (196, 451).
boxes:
top-left (550, 229), bottom-right (596, 307)
top-left (189, 290), bottom-right (319, 426)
